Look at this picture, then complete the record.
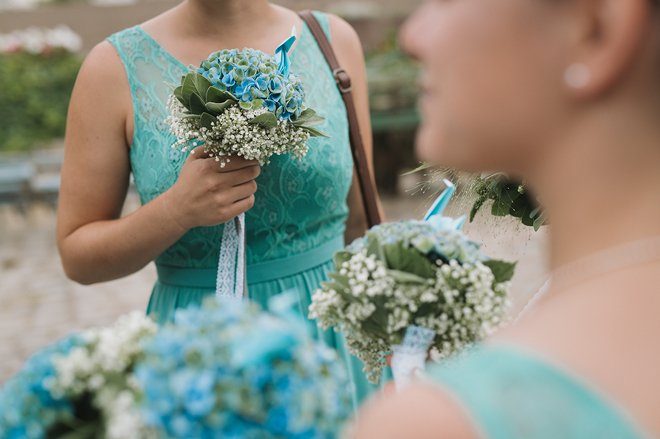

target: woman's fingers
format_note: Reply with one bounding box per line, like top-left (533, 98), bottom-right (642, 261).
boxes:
top-left (186, 145), bottom-right (211, 161)
top-left (215, 156), bottom-right (260, 172)
top-left (224, 180), bottom-right (258, 203)
top-left (221, 194), bottom-right (256, 221)
top-left (224, 165), bottom-right (261, 186)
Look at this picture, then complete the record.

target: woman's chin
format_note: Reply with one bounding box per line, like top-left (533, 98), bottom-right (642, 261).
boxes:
top-left (414, 127), bottom-right (496, 173)
top-left (414, 126), bottom-right (468, 170)
top-left (414, 126), bottom-right (445, 165)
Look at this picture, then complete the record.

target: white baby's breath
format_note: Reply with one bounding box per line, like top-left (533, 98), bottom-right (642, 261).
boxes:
top-left (49, 312), bottom-right (157, 438)
top-left (310, 225), bottom-right (512, 383)
top-left (167, 97), bottom-right (310, 166)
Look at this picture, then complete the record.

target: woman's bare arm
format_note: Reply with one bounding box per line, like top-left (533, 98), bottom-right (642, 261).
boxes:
top-left (328, 15), bottom-right (386, 243)
top-left (57, 41), bottom-right (258, 285)
top-left (57, 41), bottom-right (186, 284)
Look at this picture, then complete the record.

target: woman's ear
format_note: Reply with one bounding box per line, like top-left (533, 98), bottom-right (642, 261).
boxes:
top-left (563, 0), bottom-right (653, 98)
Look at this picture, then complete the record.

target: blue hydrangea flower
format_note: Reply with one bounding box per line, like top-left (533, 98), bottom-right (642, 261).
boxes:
top-left (0, 335), bottom-right (81, 439)
top-left (348, 220), bottom-right (484, 265)
top-left (197, 48), bottom-right (308, 121)
top-left (136, 296), bottom-right (350, 438)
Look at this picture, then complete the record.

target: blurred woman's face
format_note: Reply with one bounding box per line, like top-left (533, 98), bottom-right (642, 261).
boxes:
top-left (401, 0), bottom-right (570, 175)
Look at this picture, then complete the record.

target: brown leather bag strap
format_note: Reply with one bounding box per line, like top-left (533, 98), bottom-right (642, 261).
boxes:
top-left (298, 10), bottom-right (382, 227)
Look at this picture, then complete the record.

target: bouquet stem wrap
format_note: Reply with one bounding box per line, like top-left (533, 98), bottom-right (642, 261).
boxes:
top-left (216, 213), bottom-right (246, 298)
top-left (391, 325), bottom-right (436, 391)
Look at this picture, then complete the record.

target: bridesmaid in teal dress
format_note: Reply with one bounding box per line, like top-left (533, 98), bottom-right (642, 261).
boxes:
top-left (353, 0), bottom-right (660, 437)
top-left (58, 2), bottom-right (380, 408)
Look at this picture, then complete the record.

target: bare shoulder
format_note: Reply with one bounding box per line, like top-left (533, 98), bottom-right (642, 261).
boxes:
top-left (72, 40), bottom-right (130, 111)
top-left (68, 40), bottom-right (131, 138)
top-left (78, 40), bottom-right (126, 86)
top-left (326, 13), bottom-right (364, 57)
top-left (351, 383), bottom-right (479, 439)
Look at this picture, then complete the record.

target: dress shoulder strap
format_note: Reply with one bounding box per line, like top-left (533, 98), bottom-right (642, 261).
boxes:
top-left (106, 26), bottom-right (144, 100)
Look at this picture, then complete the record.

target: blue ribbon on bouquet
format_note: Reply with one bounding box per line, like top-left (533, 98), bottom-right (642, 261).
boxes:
top-left (275, 26), bottom-right (297, 77)
top-left (423, 179), bottom-right (466, 231)
top-left (215, 29), bottom-right (299, 300)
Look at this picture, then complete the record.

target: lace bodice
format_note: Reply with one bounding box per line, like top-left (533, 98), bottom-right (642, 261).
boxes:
top-left (107, 12), bottom-right (352, 268)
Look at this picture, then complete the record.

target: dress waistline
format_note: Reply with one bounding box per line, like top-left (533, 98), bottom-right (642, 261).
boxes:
top-left (156, 234), bottom-right (344, 288)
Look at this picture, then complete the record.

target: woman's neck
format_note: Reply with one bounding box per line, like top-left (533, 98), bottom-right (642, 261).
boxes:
top-left (179, 0), bottom-right (275, 38)
top-left (530, 104), bottom-right (660, 272)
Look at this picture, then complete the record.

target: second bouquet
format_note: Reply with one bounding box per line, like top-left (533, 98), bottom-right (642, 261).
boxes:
top-left (167, 29), bottom-right (326, 298)
top-left (309, 181), bottom-right (516, 385)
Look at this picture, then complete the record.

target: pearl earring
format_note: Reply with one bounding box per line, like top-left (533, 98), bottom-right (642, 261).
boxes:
top-left (564, 63), bottom-right (591, 89)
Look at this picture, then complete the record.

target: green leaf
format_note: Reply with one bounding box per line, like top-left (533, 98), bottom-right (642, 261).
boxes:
top-left (297, 108), bottom-right (317, 120)
top-left (205, 101), bottom-right (234, 115)
top-left (189, 93), bottom-right (206, 115)
top-left (469, 194), bottom-right (488, 222)
top-left (401, 162), bottom-right (433, 176)
top-left (193, 73), bottom-right (212, 99)
top-left (333, 250), bottom-right (353, 268)
top-left (292, 108), bottom-right (325, 126)
top-left (502, 183), bottom-right (523, 204)
top-left (383, 243), bottom-right (436, 279)
top-left (248, 112), bottom-right (278, 128)
top-left (300, 125), bottom-right (329, 138)
top-left (521, 211), bottom-right (536, 227)
top-left (173, 86), bottom-right (185, 105)
top-left (206, 86), bottom-right (236, 103)
top-left (533, 212), bottom-right (547, 231)
top-left (361, 310), bottom-right (390, 340)
top-left (511, 196), bottom-right (531, 220)
top-left (365, 234), bottom-right (385, 261)
top-left (491, 199), bottom-right (511, 217)
top-left (482, 259), bottom-right (517, 284)
top-left (181, 74), bottom-right (197, 104)
top-left (387, 269), bottom-right (429, 285)
top-left (200, 112), bottom-right (216, 130)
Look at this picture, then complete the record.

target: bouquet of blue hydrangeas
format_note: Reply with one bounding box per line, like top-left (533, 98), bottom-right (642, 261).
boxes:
top-left (310, 182), bottom-right (516, 384)
top-left (167, 32), bottom-right (325, 166)
top-left (0, 336), bottom-right (81, 438)
top-left (0, 313), bottom-right (158, 439)
top-left (1, 296), bottom-right (350, 438)
top-left (135, 295), bottom-right (351, 438)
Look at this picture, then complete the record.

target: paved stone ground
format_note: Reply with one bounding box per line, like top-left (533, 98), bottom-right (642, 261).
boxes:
top-left (0, 191), bottom-right (548, 383)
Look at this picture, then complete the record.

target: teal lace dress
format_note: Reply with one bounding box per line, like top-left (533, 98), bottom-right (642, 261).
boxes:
top-left (428, 346), bottom-right (646, 438)
top-left (107, 12), bottom-right (378, 407)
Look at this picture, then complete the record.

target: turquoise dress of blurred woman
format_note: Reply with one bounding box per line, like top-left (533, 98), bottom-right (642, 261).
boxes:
top-left (106, 12), bottom-right (379, 407)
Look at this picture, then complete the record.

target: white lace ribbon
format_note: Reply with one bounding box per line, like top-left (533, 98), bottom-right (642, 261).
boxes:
top-left (216, 213), bottom-right (246, 299)
top-left (391, 325), bottom-right (435, 391)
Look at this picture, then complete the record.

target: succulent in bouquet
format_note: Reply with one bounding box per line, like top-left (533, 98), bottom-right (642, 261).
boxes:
top-left (310, 181), bottom-right (516, 384)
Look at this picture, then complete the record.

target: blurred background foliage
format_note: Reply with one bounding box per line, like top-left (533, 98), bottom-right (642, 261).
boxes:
top-left (0, 51), bottom-right (81, 152)
top-left (366, 32), bottom-right (418, 113)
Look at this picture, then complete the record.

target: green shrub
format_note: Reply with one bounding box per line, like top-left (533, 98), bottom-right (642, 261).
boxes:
top-left (0, 50), bottom-right (81, 152)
